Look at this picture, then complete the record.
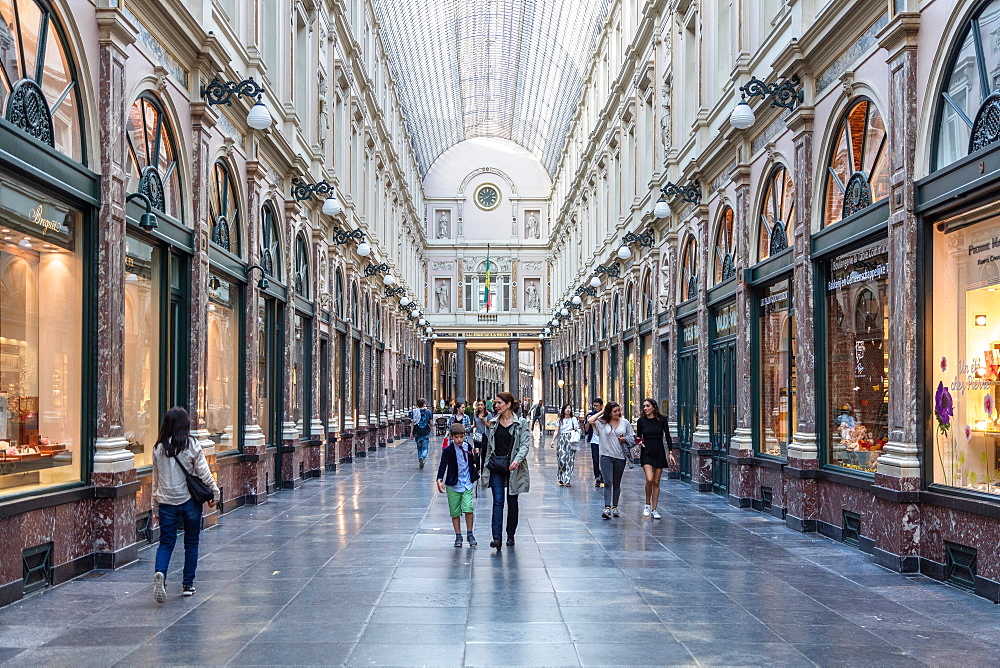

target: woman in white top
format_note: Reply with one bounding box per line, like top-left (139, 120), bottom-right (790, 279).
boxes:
top-left (586, 401), bottom-right (635, 519)
top-left (151, 407), bottom-right (220, 603)
top-left (549, 404), bottom-right (580, 486)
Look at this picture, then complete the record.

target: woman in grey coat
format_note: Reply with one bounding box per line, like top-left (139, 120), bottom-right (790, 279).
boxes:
top-left (482, 391), bottom-right (531, 552)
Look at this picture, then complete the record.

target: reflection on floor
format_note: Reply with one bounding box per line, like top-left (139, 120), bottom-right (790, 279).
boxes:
top-left (1, 437), bottom-right (997, 666)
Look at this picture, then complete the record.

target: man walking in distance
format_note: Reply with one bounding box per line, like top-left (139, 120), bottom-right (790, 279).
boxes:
top-left (585, 398), bottom-right (604, 487)
top-left (410, 398), bottom-right (433, 469)
top-left (531, 399), bottom-right (545, 434)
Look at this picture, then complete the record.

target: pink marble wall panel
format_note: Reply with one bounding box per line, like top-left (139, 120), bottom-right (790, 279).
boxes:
top-left (54, 501), bottom-right (96, 565)
top-left (920, 505), bottom-right (1000, 581)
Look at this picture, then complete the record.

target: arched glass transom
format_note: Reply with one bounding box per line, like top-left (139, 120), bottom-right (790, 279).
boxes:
top-left (641, 272), bottom-right (654, 320)
top-left (680, 235), bottom-right (698, 302)
top-left (625, 284), bottom-right (635, 328)
top-left (127, 95), bottom-right (181, 220)
top-left (758, 165), bottom-right (794, 263)
top-left (934, 0), bottom-right (1000, 169)
top-left (260, 204), bottom-right (281, 280)
top-left (209, 162), bottom-right (241, 256)
top-left (0, 0), bottom-right (84, 162)
top-left (713, 207), bottom-right (735, 285)
top-left (612, 294), bottom-right (620, 333)
top-left (335, 269), bottom-right (345, 318)
top-left (294, 233), bottom-right (309, 299)
top-left (824, 99), bottom-right (888, 226)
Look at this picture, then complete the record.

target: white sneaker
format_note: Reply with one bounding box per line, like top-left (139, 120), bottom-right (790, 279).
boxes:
top-left (153, 571), bottom-right (166, 603)
top-left (642, 504), bottom-right (651, 518)
top-left (651, 509), bottom-right (661, 520)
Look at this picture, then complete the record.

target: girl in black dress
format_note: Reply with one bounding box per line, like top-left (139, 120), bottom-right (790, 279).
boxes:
top-left (636, 398), bottom-right (673, 519)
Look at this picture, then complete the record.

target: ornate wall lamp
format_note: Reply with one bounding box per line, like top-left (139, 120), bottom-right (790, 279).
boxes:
top-left (291, 177), bottom-right (343, 217)
top-left (125, 192), bottom-right (158, 231)
top-left (654, 181), bottom-right (702, 217)
top-left (200, 75), bottom-right (272, 130)
top-left (575, 285), bottom-right (598, 298)
top-left (332, 227), bottom-right (371, 256)
top-left (246, 264), bottom-right (270, 290)
top-left (614, 228), bottom-right (655, 259)
top-left (730, 75), bottom-right (804, 130)
top-left (594, 262), bottom-right (621, 279)
top-left (364, 262), bottom-right (390, 278)
top-left (384, 285), bottom-right (405, 298)
top-left (564, 299), bottom-right (581, 312)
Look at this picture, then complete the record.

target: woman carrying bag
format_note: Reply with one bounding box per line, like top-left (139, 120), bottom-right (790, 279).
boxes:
top-left (549, 403), bottom-right (580, 486)
top-left (586, 401), bottom-right (635, 520)
top-left (636, 398), bottom-right (674, 519)
top-left (482, 391), bottom-right (531, 552)
top-left (151, 407), bottom-right (220, 603)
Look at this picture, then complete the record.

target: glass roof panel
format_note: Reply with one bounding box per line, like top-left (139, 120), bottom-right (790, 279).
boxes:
top-left (374, 0), bottom-right (610, 176)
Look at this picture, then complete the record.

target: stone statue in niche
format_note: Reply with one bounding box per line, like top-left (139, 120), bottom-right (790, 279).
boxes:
top-left (525, 212), bottom-right (540, 239)
top-left (525, 282), bottom-right (540, 310)
top-left (437, 212), bottom-right (451, 239)
top-left (435, 281), bottom-right (450, 312)
top-left (660, 79), bottom-right (672, 162)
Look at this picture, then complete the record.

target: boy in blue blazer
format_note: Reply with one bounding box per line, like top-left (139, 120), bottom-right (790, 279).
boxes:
top-left (436, 422), bottom-right (479, 547)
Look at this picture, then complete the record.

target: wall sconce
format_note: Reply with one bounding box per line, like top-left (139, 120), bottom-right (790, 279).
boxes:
top-left (246, 264), bottom-right (270, 290)
top-left (616, 229), bottom-right (656, 260)
top-left (126, 192), bottom-right (158, 231)
top-left (385, 286), bottom-right (405, 298)
top-left (291, 177), bottom-right (342, 216)
top-left (557, 379), bottom-right (565, 388)
top-left (594, 262), bottom-right (621, 279)
top-left (975, 314), bottom-right (988, 327)
top-left (365, 262), bottom-right (390, 278)
top-left (564, 299), bottom-right (581, 311)
top-left (576, 285), bottom-right (598, 297)
top-left (200, 76), bottom-right (272, 130)
top-left (332, 227), bottom-right (368, 257)
top-left (208, 275), bottom-right (221, 291)
top-left (655, 182), bottom-right (702, 218)
top-left (730, 75), bottom-right (804, 130)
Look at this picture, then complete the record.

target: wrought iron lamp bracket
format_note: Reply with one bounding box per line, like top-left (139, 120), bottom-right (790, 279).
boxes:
top-left (738, 75), bottom-right (803, 111)
top-left (333, 227), bottom-right (365, 245)
top-left (623, 229), bottom-right (655, 248)
top-left (365, 262), bottom-right (390, 277)
top-left (595, 263), bottom-right (621, 279)
top-left (200, 76), bottom-right (265, 106)
top-left (246, 264), bottom-right (269, 290)
top-left (291, 177), bottom-right (334, 202)
top-left (660, 181), bottom-right (702, 205)
top-left (576, 285), bottom-right (598, 298)
top-left (384, 286), bottom-right (405, 297)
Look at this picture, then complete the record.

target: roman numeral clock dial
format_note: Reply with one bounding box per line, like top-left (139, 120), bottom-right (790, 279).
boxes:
top-left (474, 184), bottom-right (501, 211)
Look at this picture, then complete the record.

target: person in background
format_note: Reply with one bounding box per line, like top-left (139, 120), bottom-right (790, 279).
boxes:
top-left (521, 397), bottom-right (531, 417)
top-left (151, 407), bottom-right (220, 603)
top-left (436, 422), bottom-right (479, 548)
top-left (482, 391), bottom-right (531, 551)
top-left (410, 398), bottom-right (433, 469)
top-left (636, 398), bottom-right (674, 520)
top-left (472, 398), bottom-right (493, 474)
top-left (448, 401), bottom-right (472, 432)
top-left (549, 403), bottom-right (580, 486)
top-left (531, 399), bottom-right (545, 433)
top-left (585, 398), bottom-right (604, 488)
top-left (587, 400), bottom-right (634, 520)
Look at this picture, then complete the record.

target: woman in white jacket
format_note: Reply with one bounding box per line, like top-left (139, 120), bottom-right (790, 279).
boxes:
top-left (151, 407), bottom-right (220, 602)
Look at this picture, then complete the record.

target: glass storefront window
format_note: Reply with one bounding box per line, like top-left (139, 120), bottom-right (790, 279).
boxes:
top-left (758, 279), bottom-right (795, 457)
top-left (124, 236), bottom-right (161, 468)
top-left (292, 314), bottom-right (309, 437)
top-left (824, 240), bottom-right (889, 472)
top-left (931, 214), bottom-right (1000, 495)
top-left (205, 274), bottom-right (240, 452)
top-left (0, 179), bottom-right (82, 497)
top-left (824, 100), bottom-right (888, 226)
top-left (680, 235), bottom-right (698, 302)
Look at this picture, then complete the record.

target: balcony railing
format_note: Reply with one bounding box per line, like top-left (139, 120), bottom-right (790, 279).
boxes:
top-left (477, 314), bottom-right (498, 323)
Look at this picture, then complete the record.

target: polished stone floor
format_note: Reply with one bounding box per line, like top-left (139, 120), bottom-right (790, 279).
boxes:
top-left (1, 435), bottom-right (998, 667)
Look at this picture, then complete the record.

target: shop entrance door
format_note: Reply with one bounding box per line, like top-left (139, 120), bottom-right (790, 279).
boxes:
top-left (677, 317), bottom-right (699, 483)
top-left (710, 302), bottom-right (737, 496)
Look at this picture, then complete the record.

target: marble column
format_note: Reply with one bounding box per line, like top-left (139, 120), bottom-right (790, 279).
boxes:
top-left (786, 105), bottom-right (819, 531)
top-left (425, 339), bottom-right (434, 403)
top-left (92, 7), bottom-right (138, 569)
top-left (456, 337), bottom-right (468, 403)
top-left (541, 338), bottom-right (552, 404)
top-left (242, 160), bottom-right (267, 500)
top-left (692, 207), bottom-right (713, 492)
top-left (281, 202), bottom-right (302, 485)
top-left (874, 12), bottom-right (922, 570)
top-left (508, 338), bottom-right (520, 396)
top-left (729, 164), bottom-right (754, 504)
top-left (663, 231), bottom-right (680, 478)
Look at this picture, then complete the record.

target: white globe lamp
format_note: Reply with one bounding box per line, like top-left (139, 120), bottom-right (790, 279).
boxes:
top-left (730, 99), bottom-right (755, 130)
top-left (590, 276), bottom-right (601, 288)
top-left (617, 245), bottom-right (632, 260)
top-left (383, 273), bottom-right (396, 286)
top-left (322, 195), bottom-right (342, 216)
top-left (247, 100), bottom-right (272, 130)
top-left (560, 308), bottom-right (569, 317)
top-left (357, 241), bottom-right (371, 257)
top-left (654, 195), bottom-right (670, 218)
top-left (571, 295), bottom-right (582, 305)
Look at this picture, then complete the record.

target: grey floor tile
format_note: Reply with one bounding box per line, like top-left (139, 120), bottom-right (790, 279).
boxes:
top-left (230, 641), bottom-right (355, 666)
top-left (682, 640), bottom-right (815, 666)
top-left (346, 642), bottom-right (465, 667)
top-left (574, 641), bottom-right (696, 666)
top-left (464, 642), bottom-right (581, 666)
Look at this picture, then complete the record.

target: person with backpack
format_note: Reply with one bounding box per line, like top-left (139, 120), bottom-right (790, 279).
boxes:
top-left (410, 398), bottom-right (433, 469)
top-left (151, 407), bottom-right (220, 603)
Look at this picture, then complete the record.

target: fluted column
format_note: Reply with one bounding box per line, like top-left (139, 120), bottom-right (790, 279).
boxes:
top-left (456, 337), bottom-right (467, 403)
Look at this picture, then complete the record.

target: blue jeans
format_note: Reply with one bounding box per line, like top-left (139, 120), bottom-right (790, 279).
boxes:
top-left (155, 498), bottom-right (203, 587)
top-left (415, 434), bottom-right (430, 460)
top-left (489, 471), bottom-right (519, 541)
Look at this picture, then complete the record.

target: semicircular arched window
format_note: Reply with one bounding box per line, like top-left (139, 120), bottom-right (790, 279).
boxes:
top-left (127, 95), bottom-right (181, 220)
top-left (601, 303), bottom-right (608, 339)
top-left (758, 166), bottom-right (794, 263)
top-left (824, 99), bottom-right (888, 226)
top-left (612, 294), bottom-right (620, 333)
top-left (0, 0), bottom-right (84, 162)
top-left (260, 204), bottom-right (281, 280)
top-left (713, 206), bottom-right (736, 285)
top-left (350, 284), bottom-right (359, 322)
top-left (335, 268), bottom-right (345, 318)
top-left (680, 235), bottom-right (698, 302)
top-left (934, 0), bottom-right (1000, 169)
top-left (294, 232), bottom-right (309, 298)
top-left (210, 162), bottom-right (241, 256)
top-left (625, 285), bottom-right (635, 328)
top-left (642, 272), bottom-right (654, 320)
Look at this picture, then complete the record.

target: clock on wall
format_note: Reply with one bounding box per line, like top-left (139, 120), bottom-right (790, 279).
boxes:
top-left (474, 183), bottom-right (501, 211)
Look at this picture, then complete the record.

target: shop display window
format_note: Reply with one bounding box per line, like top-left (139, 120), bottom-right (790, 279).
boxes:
top-left (205, 274), bottom-right (240, 452)
top-left (124, 236), bottom-right (161, 468)
top-left (824, 239), bottom-right (889, 472)
top-left (931, 214), bottom-right (1000, 495)
top-left (757, 279), bottom-right (795, 457)
top-left (293, 314), bottom-right (308, 437)
top-left (0, 178), bottom-right (82, 497)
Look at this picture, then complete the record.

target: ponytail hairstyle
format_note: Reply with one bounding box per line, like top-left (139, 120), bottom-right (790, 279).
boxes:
top-left (156, 406), bottom-right (191, 458)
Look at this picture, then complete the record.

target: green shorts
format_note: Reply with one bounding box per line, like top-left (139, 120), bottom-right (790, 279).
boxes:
top-left (446, 487), bottom-right (474, 517)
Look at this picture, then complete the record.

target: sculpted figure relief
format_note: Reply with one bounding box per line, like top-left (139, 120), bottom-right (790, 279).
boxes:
top-left (525, 282), bottom-right (540, 310)
top-left (435, 282), bottom-right (450, 312)
top-left (437, 212), bottom-right (449, 239)
top-left (525, 213), bottom-right (540, 239)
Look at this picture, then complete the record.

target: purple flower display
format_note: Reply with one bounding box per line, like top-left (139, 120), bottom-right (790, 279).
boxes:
top-left (986, 393), bottom-right (994, 417)
top-left (941, 357), bottom-right (948, 372)
top-left (966, 425), bottom-right (972, 441)
top-left (935, 381), bottom-right (953, 433)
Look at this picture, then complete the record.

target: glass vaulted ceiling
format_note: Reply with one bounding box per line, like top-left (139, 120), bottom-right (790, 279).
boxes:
top-left (373, 0), bottom-right (611, 176)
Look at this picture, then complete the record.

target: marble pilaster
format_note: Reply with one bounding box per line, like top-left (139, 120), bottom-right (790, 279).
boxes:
top-left (729, 167), bottom-right (754, 501)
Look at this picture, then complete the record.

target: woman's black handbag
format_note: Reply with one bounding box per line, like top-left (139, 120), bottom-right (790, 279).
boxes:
top-left (486, 455), bottom-right (511, 474)
top-left (174, 456), bottom-right (215, 504)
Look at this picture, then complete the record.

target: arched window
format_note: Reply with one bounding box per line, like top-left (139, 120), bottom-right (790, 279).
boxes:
top-left (934, 0), bottom-right (1000, 169)
top-left (0, 0), bottom-right (84, 162)
top-left (625, 284), bottom-right (635, 328)
top-left (335, 268), bottom-right (345, 318)
top-left (824, 99), bottom-right (888, 225)
top-left (680, 235), bottom-right (698, 302)
top-left (363, 295), bottom-right (370, 333)
top-left (375, 307), bottom-right (382, 339)
top-left (127, 95), bottom-right (182, 220)
top-left (350, 283), bottom-right (359, 322)
top-left (294, 232), bottom-right (309, 298)
top-left (641, 271), bottom-right (654, 320)
top-left (713, 206), bottom-right (736, 285)
top-left (210, 162), bottom-right (241, 256)
top-left (612, 293), bottom-right (620, 333)
top-left (757, 165), bottom-right (794, 263)
top-left (260, 204), bottom-right (281, 280)
top-left (601, 302), bottom-right (608, 339)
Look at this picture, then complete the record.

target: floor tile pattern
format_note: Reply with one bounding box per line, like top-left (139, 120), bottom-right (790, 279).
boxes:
top-left (1, 435), bottom-right (997, 666)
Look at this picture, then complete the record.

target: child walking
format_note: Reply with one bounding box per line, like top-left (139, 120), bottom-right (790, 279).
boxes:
top-left (436, 422), bottom-right (479, 547)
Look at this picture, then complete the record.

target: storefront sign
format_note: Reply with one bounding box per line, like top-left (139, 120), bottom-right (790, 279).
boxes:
top-left (681, 321), bottom-right (699, 347)
top-left (760, 289), bottom-right (788, 307)
top-left (714, 303), bottom-right (737, 338)
top-left (28, 206), bottom-right (60, 235)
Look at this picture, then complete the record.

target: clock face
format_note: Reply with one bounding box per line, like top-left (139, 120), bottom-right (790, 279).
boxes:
top-left (475, 184), bottom-right (501, 211)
